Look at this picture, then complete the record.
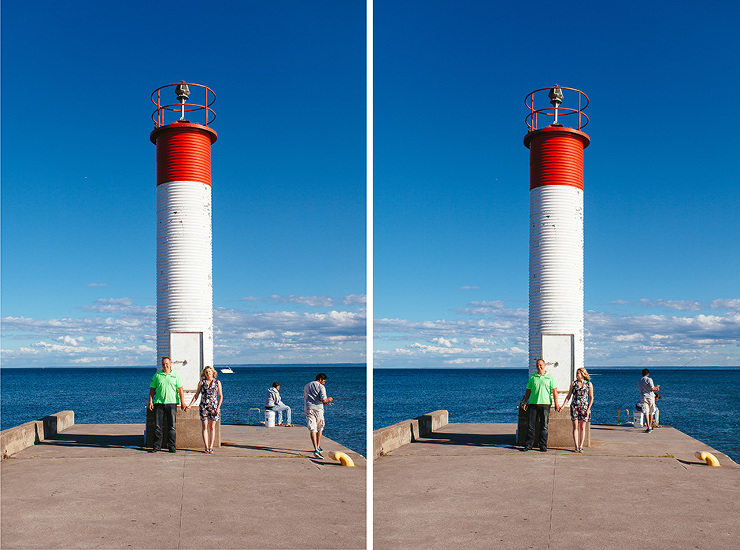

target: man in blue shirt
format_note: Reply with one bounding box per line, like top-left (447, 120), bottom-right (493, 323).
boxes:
top-left (522, 358), bottom-right (561, 452)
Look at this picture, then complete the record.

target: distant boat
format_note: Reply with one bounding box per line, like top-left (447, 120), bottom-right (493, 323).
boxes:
top-left (220, 367), bottom-right (234, 374)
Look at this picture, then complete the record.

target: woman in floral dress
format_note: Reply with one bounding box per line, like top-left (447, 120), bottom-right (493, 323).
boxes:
top-left (187, 366), bottom-right (223, 453)
top-left (563, 368), bottom-right (594, 453)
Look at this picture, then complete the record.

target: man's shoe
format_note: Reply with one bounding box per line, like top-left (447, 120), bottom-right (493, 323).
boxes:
top-left (148, 447), bottom-right (160, 453)
top-left (646, 427), bottom-right (653, 433)
top-left (522, 446), bottom-right (532, 452)
top-left (168, 448), bottom-right (177, 453)
top-left (539, 447), bottom-right (548, 452)
top-left (317, 446), bottom-right (323, 452)
top-left (314, 449), bottom-right (324, 459)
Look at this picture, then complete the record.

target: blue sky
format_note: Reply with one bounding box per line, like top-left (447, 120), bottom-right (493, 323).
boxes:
top-left (374, 1), bottom-right (740, 367)
top-left (3, 1), bottom-right (739, 370)
top-left (1, 1), bottom-right (366, 367)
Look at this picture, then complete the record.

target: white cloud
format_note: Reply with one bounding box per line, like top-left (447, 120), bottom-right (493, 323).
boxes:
top-left (408, 342), bottom-right (467, 354)
top-left (711, 299), bottom-right (740, 310)
top-left (95, 336), bottom-right (124, 344)
top-left (269, 295), bottom-right (335, 308)
top-left (431, 337), bottom-right (457, 348)
top-left (375, 298), bottom-right (740, 368)
top-left (638, 299), bottom-right (702, 311)
top-left (59, 335), bottom-right (85, 346)
top-left (455, 300), bottom-right (510, 316)
top-left (446, 357), bottom-right (483, 364)
top-left (86, 283), bottom-right (107, 287)
top-left (243, 330), bottom-right (278, 339)
top-left (343, 294), bottom-right (367, 305)
top-left (2, 295), bottom-right (366, 367)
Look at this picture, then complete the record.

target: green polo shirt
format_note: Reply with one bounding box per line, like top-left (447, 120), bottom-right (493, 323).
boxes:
top-left (150, 370), bottom-right (183, 404)
top-left (526, 372), bottom-right (556, 405)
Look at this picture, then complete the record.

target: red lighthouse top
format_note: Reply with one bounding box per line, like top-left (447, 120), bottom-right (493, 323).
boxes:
top-left (150, 81), bottom-right (218, 186)
top-left (150, 81), bottom-right (217, 144)
top-left (524, 85), bottom-right (590, 189)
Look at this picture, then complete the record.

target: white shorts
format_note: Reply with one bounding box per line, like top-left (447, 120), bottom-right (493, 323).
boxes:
top-left (641, 396), bottom-right (655, 417)
top-left (305, 409), bottom-right (325, 433)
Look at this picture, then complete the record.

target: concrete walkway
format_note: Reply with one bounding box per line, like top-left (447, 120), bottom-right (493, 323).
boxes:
top-left (1, 423), bottom-right (366, 549)
top-left (374, 423), bottom-right (740, 549)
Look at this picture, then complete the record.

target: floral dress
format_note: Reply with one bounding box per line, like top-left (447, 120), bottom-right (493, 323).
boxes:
top-left (570, 379), bottom-right (591, 422)
top-left (199, 379), bottom-right (221, 421)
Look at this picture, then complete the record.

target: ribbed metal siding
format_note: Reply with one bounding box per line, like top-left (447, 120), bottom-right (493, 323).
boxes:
top-left (156, 181), bottom-right (214, 374)
top-left (529, 132), bottom-right (584, 190)
top-left (155, 129), bottom-right (213, 186)
top-left (528, 184), bottom-right (584, 386)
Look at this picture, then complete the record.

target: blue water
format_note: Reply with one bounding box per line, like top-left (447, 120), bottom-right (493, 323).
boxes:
top-left (5, 366), bottom-right (738, 463)
top-left (1, 365), bottom-right (366, 457)
top-left (374, 367), bottom-right (740, 463)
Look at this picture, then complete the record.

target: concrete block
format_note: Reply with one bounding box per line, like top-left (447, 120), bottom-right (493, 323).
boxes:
top-left (2, 411), bottom-right (76, 459)
top-left (373, 419), bottom-right (420, 459)
top-left (517, 405), bottom-right (590, 448)
top-left (373, 410), bottom-right (450, 459)
top-left (418, 410), bottom-right (449, 436)
top-left (1, 421), bottom-right (42, 458)
top-left (145, 406), bottom-right (221, 449)
top-left (54, 410), bottom-right (75, 432)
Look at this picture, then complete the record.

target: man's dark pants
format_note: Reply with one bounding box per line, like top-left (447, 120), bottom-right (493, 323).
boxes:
top-left (153, 403), bottom-right (177, 450)
top-left (525, 404), bottom-right (550, 449)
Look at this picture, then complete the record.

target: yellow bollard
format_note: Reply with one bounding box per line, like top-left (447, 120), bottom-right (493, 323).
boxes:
top-left (327, 451), bottom-right (355, 467)
top-left (695, 451), bottom-right (721, 467)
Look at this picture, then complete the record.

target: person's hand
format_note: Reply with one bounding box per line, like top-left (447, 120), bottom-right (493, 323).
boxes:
top-left (181, 404), bottom-right (188, 411)
top-left (522, 403), bottom-right (528, 412)
top-left (148, 402), bottom-right (153, 411)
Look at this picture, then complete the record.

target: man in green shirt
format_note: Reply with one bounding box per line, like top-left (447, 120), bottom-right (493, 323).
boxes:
top-left (148, 357), bottom-right (186, 452)
top-left (522, 358), bottom-right (560, 452)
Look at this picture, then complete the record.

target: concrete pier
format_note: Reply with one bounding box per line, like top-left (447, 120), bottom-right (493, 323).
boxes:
top-left (375, 419), bottom-right (740, 549)
top-left (1, 423), bottom-right (366, 549)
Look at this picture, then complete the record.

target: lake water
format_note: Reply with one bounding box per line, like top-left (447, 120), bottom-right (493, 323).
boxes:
top-left (374, 367), bottom-right (740, 463)
top-left (4, 366), bottom-right (738, 463)
top-left (1, 365), bottom-right (366, 457)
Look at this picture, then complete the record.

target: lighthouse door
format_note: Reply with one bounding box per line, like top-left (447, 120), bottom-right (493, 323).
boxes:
top-left (170, 332), bottom-right (203, 396)
top-left (541, 333), bottom-right (574, 395)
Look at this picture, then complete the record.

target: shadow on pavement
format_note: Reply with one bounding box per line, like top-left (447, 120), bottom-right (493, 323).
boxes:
top-left (43, 433), bottom-right (144, 449)
top-left (221, 442), bottom-right (305, 456)
top-left (420, 431), bottom-right (516, 447)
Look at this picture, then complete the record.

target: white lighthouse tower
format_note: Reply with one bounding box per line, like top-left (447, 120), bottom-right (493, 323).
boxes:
top-left (150, 81), bottom-right (217, 401)
top-left (524, 85), bottom-right (590, 397)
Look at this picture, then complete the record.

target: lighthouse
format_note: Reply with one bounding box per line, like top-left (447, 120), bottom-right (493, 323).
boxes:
top-left (524, 85), bottom-right (590, 398)
top-left (150, 81), bottom-right (217, 401)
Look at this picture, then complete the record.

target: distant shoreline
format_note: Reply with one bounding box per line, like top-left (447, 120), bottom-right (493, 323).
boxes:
top-left (1, 363), bottom-right (366, 370)
top-left (373, 365), bottom-right (740, 370)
